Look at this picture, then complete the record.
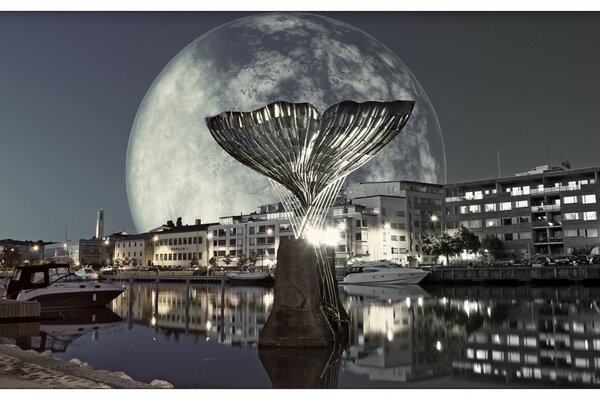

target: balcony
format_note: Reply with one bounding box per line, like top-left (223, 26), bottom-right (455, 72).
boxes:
top-left (531, 204), bottom-right (561, 213)
top-left (534, 237), bottom-right (563, 245)
top-left (530, 185), bottom-right (581, 196)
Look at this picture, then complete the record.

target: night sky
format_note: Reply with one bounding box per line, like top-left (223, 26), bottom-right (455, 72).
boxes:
top-left (1, 12), bottom-right (600, 242)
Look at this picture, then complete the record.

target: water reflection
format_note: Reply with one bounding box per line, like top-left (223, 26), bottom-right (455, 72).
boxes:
top-left (9, 308), bottom-right (124, 353)
top-left (111, 281), bottom-right (273, 347)
top-left (5, 281), bottom-right (600, 388)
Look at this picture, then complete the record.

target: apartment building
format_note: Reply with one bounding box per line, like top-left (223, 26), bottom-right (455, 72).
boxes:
top-left (444, 165), bottom-right (600, 258)
top-left (210, 203), bottom-right (295, 268)
top-left (343, 181), bottom-right (444, 265)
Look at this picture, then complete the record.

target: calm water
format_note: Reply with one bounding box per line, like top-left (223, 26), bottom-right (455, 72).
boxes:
top-left (6, 281), bottom-right (600, 388)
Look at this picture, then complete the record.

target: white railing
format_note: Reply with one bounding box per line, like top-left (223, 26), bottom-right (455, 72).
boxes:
top-left (530, 185), bottom-right (581, 195)
top-left (531, 204), bottom-right (561, 212)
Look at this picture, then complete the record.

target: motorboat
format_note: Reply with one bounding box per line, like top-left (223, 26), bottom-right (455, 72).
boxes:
top-left (228, 269), bottom-right (274, 286)
top-left (74, 266), bottom-right (100, 280)
top-left (5, 263), bottom-right (125, 309)
top-left (341, 261), bottom-right (429, 285)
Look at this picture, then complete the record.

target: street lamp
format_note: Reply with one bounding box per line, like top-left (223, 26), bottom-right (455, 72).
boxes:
top-left (32, 245), bottom-right (42, 263)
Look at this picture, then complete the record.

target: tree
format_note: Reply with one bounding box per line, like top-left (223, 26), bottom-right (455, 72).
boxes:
top-left (481, 236), bottom-right (506, 259)
top-left (1, 247), bottom-right (22, 268)
top-left (237, 254), bottom-right (248, 271)
top-left (571, 245), bottom-right (594, 257)
top-left (455, 226), bottom-right (481, 255)
top-left (190, 255), bottom-right (199, 269)
top-left (420, 231), bottom-right (458, 265)
top-left (224, 254), bottom-right (233, 267)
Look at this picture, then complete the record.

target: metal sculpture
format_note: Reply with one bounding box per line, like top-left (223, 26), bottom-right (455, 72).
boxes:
top-left (206, 100), bottom-right (415, 239)
top-left (206, 100), bottom-right (414, 343)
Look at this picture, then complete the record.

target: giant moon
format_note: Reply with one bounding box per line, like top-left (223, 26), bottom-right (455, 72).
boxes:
top-left (127, 13), bottom-right (446, 232)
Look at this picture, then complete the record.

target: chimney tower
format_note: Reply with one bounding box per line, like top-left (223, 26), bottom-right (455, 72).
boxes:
top-left (96, 209), bottom-right (104, 239)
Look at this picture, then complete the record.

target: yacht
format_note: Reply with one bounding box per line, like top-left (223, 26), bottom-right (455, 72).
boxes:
top-left (341, 261), bottom-right (429, 285)
top-left (5, 263), bottom-right (125, 309)
top-left (74, 266), bottom-right (100, 280)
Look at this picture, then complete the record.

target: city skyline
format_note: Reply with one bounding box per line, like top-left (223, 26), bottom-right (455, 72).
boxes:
top-left (2, 12), bottom-right (600, 241)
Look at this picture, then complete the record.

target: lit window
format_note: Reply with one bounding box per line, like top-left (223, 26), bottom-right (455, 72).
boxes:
top-left (563, 196), bottom-right (578, 204)
top-left (484, 203), bottom-right (496, 212)
top-left (508, 335), bottom-right (520, 346)
top-left (575, 358), bottom-right (589, 368)
top-left (476, 349), bottom-right (488, 360)
top-left (500, 202), bottom-right (512, 211)
top-left (583, 194), bottom-right (596, 204)
top-left (564, 212), bottom-right (579, 221)
top-left (515, 200), bottom-right (529, 208)
top-left (469, 204), bottom-right (481, 213)
top-left (524, 354), bottom-right (538, 364)
top-left (492, 351), bottom-right (504, 361)
top-left (584, 211), bottom-right (597, 221)
top-left (508, 352), bottom-right (520, 363)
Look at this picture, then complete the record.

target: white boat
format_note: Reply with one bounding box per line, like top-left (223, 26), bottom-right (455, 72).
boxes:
top-left (75, 266), bottom-right (100, 280)
top-left (5, 264), bottom-right (125, 309)
top-left (342, 261), bottom-right (429, 285)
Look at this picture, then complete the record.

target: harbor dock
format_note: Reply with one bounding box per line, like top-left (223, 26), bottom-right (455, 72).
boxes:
top-left (425, 264), bottom-right (600, 284)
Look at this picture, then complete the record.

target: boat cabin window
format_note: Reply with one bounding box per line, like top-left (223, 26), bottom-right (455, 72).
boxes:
top-left (31, 271), bottom-right (45, 284)
top-left (12, 269), bottom-right (21, 281)
top-left (48, 267), bottom-right (70, 282)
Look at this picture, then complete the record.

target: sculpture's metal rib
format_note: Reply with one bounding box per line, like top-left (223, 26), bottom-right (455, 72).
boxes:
top-left (206, 100), bottom-right (414, 238)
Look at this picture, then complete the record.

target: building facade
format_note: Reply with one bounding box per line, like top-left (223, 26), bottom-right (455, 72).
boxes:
top-left (113, 233), bottom-right (155, 267)
top-left (151, 223), bottom-right (213, 269)
top-left (342, 181), bottom-right (444, 265)
top-left (210, 203), bottom-right (295, 269)
top-left (444, 165), bottom-right (600, 258)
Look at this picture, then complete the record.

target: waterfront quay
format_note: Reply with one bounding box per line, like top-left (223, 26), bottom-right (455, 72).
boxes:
top-left (425, 264), bottom-right (600, 283)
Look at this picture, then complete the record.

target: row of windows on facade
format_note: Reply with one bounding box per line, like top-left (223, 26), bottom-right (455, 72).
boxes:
top-left (115, 252), bottom-right (143, 258)
top-left (453, 194), bottom-right (597, 215)
top-left (213, 248), bottom-right (275, 257)
top-left (156, 252), bottom-right (202, 262)
top-left (156, 237), bottom-right (203, 247)
top-left (116, 241), bottom-right (146, 248)
top-left (450, 179), bottom-right (596, 200)
top-left (213, 237), bottom-right (277, 247)
top-left (213, 225), bottom-right (283, 237)
top-left (447, 212), bottom-right (598, 230)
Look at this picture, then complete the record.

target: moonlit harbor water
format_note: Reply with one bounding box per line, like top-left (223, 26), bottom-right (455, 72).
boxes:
top-left (6, 282), bottom-right (600, 388)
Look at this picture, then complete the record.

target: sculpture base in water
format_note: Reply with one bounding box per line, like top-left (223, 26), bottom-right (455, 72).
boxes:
top-left (258, 345), bottom-right (343, 388)
top-left (259, 238), bottom-right (347, 347)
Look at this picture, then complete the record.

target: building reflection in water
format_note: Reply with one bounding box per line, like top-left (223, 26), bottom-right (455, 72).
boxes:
top-left (109, 281), bottom-right (600, 388)
top-left (111, 281), bottom-right (273, 347)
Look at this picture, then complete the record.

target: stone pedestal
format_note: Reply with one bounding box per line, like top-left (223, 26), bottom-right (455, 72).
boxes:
top-left (259, 238), bottom-right (344, 347)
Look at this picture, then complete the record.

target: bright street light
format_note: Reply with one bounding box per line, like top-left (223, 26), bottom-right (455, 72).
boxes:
top-left (431, 215), bottom-right (439, 222)
top-left (383, 222), bottom-right (391, 230)
top-left (266, 228), bottom-right (273, 235)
